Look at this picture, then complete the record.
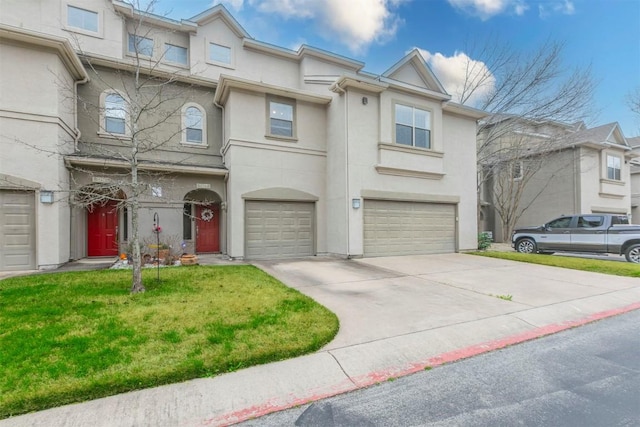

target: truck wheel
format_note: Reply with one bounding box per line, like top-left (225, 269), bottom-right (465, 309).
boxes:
top-left (625, 244), bottom-right (640, 263)
top-left (516, 238), bottom-right (537, 254)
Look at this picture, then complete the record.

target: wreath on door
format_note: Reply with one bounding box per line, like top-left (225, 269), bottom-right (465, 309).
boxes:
top-left (201, 208), bottom-right (214, 222)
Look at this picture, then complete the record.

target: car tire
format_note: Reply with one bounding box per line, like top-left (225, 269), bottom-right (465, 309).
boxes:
top-left (516, 238), bottom-right (537, 254)
top-left (624, 244), bottom-right (640, 263)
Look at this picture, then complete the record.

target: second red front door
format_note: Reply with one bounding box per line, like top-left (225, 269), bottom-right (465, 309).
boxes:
top-left (196, 204), bottom-right (220, 253)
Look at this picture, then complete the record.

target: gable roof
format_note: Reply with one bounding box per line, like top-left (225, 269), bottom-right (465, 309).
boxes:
top-left (188, 4), bottom-right (250, 38)
top-left (566, 122), bottom-right (630, 150)
top-left (382, 49), bottom-right (447, 95)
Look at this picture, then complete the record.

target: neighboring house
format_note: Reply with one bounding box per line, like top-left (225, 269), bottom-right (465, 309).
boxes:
top-left (0, 0), bottom-right (485, 271)
top-left (480, 117), bottom-right (638, 242)
top-left (630, 137), bottom-right (640, 222)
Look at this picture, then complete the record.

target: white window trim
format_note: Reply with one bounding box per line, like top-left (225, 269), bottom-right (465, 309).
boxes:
top-left (181, 103), bottom-right (208, 147)
top-left (98, 90), bottom-right (131, 139)
top-left (605, 153), bottom-right (622, 181)
top-left (393, 102), bottom-right (433, 150)
top-left (205, 40), bottom-right (234, 69)
top-left (163, 43), bottom-right (189, 67)
top-left (127, 33), bottom-right (154, 59)
top-left (64, 3), bottom-right (103, 38)
top-left (266, 96), bottom-right (297, 141)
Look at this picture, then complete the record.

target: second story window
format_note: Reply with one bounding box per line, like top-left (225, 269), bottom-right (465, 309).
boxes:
top-left (182, 104), bottom-right (206, 145)
top-left (269, 100), bottom-right (294, 138)
top-left (395, 104), bottom-right (431, 149)
top-left (164, 44), bottom-right (188, 65)
top-left (607, 155), bottom-right (621, 180)
top-left (128, 34), bottom-right (154, 57)
top-left (104, 93), bottom-right (127, 135)
top-left (67, 5), bottom-right (98, 33)
top-left (209, 43), bottom-right (231, 65)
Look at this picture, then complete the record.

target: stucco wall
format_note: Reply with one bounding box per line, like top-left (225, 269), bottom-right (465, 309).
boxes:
top-left (0, 0), bottom-right (124, 59)
top-left (579, 147), bottom-right (630, 214)
top-left (76, 68), bottom-right (223, 167)
top-left (631, 170), bottom-right (640, 223)
top-left (343, 88), bottom-right (479, 253)
top-left (503, 149), bottom-right (577, 241)
top-left (223, 89), bottom-right (328, 258)
top-left (0, 40), bottom-right (80, 268)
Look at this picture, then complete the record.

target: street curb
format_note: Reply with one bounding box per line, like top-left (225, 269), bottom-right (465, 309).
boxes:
top-left (211, 301), bottom-right (640, 426)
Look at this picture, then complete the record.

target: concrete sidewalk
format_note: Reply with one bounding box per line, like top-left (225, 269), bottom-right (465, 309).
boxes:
top-left (1, 254), bottom-right (639, 426)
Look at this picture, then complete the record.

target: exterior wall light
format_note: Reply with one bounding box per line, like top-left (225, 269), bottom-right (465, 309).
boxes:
top-left (40, 190), bottom-right (54, 204)
top-left (362, 96), bottom-right (368, 105)
top-left (352, 198), bottom-right (361, 209)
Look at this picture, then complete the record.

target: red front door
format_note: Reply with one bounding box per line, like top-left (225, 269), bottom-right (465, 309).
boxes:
top-left (196, 204), bottom-right (220, 253)
top-left (88, 201), bottom-right (119, 257)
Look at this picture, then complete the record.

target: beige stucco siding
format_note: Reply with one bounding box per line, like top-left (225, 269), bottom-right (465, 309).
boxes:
top-left (341, 89), bottom-right (478, 254)
top-left (506, 149), bottom-right (577, 240)
top-left (631, 170), bottom-right (640, 222)
top-left (579, 147), bottom-right (630, 214)
top-left (1, 0), bottom-right (125, 59)
top-left (224, 145), bottom-right (326, 258)
top-left (76, 69), bottom-right (223, 167)
top-left (0, 40), bottom-right (80, 268)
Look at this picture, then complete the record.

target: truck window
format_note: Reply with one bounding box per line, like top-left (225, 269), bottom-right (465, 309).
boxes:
top-left (578, 216), bottom-right (604, 228)
top-left (611, 215), bottom-right (629, 225)
top-left (547, 217), bottom-right (572, 229)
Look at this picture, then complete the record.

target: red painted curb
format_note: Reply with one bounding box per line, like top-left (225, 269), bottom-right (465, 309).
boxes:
top-left (208, 302), bottom-right (640, 426)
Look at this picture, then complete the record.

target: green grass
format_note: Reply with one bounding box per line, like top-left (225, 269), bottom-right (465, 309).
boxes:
top-left (471, 251), bottom-right (640, 278)
top-left (0, 265), bottom-right (339, 418)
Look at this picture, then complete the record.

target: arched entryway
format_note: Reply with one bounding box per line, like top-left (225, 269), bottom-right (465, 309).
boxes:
top-left (184, 189), bottom-right (221, 253)
top-left (78, 185), bottom-right (126, 257)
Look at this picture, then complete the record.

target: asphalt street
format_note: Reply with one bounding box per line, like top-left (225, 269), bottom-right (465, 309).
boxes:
top-left (240, 309), bottom-right (640, 427)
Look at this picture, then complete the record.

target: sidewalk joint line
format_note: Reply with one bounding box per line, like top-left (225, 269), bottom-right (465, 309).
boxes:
top-left (327, 351), bottom-right (357, 387)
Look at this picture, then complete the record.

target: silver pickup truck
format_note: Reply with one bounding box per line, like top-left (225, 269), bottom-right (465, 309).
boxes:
top-left (511, 214), bottom-right (640, 263)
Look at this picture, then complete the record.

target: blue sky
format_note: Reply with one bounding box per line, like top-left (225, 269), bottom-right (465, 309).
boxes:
top-left (156, 0), bottom-right (640, 137)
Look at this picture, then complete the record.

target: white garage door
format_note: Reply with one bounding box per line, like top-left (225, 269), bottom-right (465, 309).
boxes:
top-left (364, 200), bottom-right (456, 256)
top-left (0, 190), bottom-right (36, 270)
top-left (245, 201), bottom-right (314, 259)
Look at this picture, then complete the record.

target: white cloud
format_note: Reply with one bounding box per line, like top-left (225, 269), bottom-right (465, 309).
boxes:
top-left (539, 0), bottom-right (576, 18)
top-left (248, 0), bottom-right (405, 53)
top-left (417, 48), bottom-right (495, 106)
top-left (447, 0), bottom-right (528, 20)
top-left (212, 0), bottom-right (246, 11)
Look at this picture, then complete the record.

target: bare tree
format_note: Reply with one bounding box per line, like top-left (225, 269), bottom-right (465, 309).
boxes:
top-left (628, 87), bottom-right (640, 134)
top-left (455, 38), bottom-right (596, 239)
top-left (67, 0), bottom-right (203, 293)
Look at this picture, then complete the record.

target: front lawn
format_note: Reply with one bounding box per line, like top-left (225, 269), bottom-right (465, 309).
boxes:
top-left (0, 265), bottom-right (339, 418)
top-left (472, 251), bottom-right (640, 277)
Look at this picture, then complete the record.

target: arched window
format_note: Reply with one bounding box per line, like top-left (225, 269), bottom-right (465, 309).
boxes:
top-left (102, 92), bottom-right (128, 135)
top-left (182, 104), bottom-right (206, 145)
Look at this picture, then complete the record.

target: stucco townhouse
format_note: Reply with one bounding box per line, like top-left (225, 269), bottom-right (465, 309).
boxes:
top-left (0, 0), bottom-right (485, 272)
top-left (479, 117), bottom-right (637, 242)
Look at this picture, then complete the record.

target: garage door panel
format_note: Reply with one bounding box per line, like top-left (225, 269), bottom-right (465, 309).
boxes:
top-left (245, 201), bottom-right (315, 260)
top-left (1, 191), bottom-right (36, 270)
top-left (364, 200), bottom-right (455, 257)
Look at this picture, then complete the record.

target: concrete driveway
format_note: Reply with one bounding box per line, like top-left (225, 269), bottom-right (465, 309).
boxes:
top-left (254, 253), bottom-right (640, 351)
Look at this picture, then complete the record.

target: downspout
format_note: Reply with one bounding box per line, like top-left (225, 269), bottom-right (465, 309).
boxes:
top-left (573, 145), bottom-right (580, 213)
top-left (70, 75), bottom-right (89, 261)
top-left (213, 97), bottom-right (229, 257)
top-left (344, 87), bottom-right (351, 258)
